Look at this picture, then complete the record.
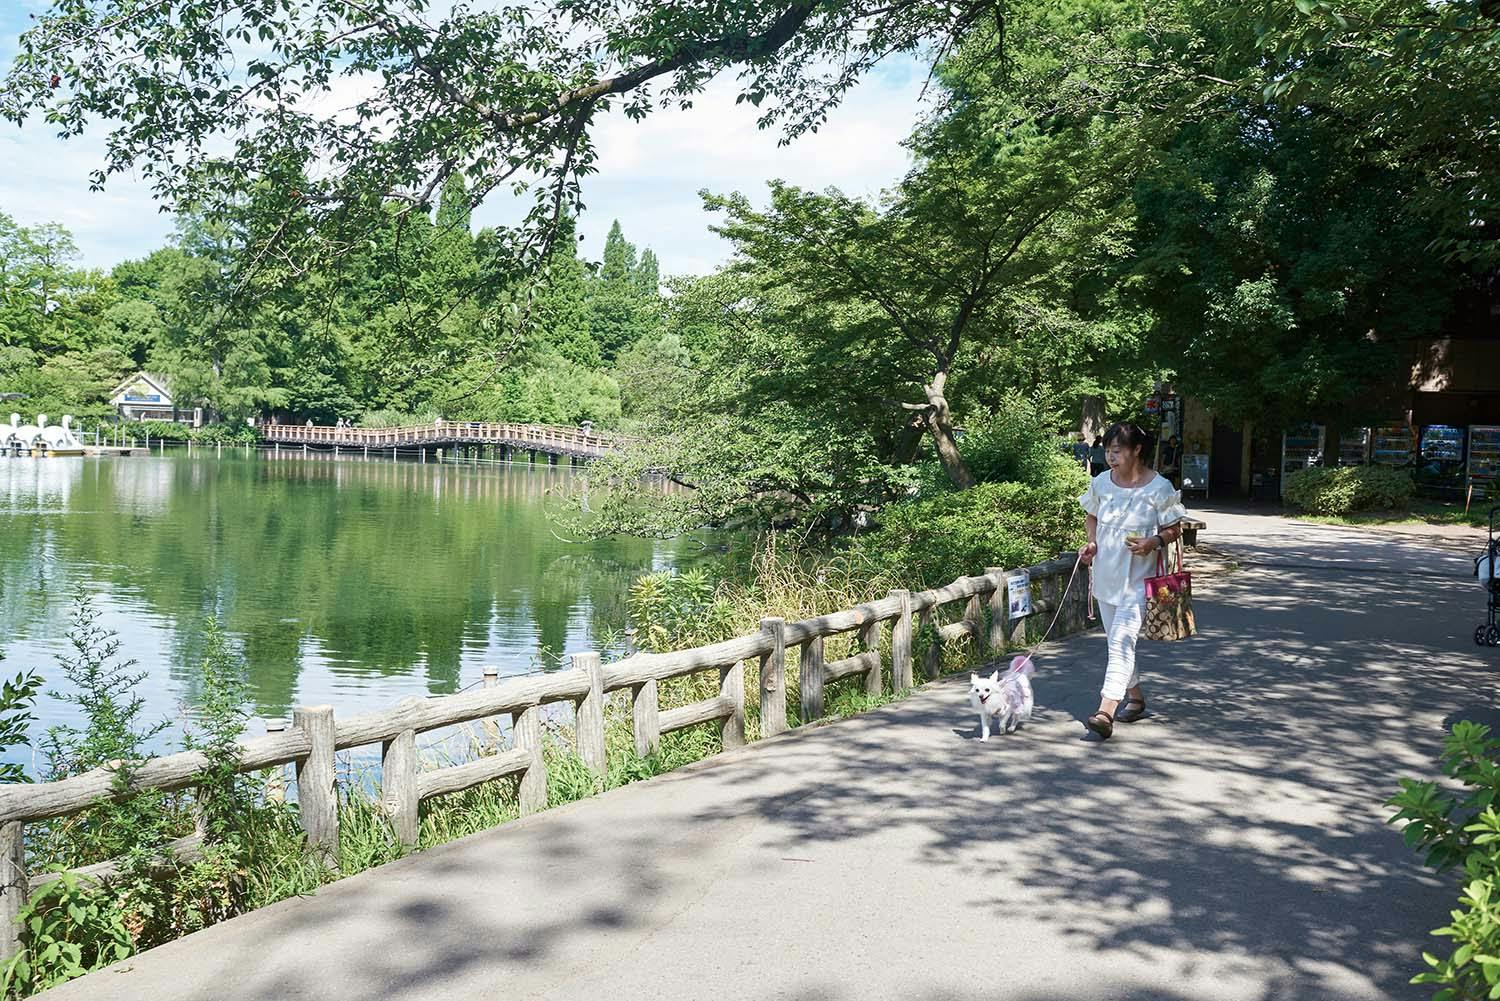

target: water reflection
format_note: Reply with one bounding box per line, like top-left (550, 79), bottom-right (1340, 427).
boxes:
top-left (0, 452), bottom-right (692, 765)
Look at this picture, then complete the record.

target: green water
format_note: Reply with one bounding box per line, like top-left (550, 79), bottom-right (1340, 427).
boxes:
top-left (0, 452), bottom-right (694, 769)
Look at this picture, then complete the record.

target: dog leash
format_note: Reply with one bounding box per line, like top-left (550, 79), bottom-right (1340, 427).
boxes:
top-left (1015, 555), bottom-right (1091, 664)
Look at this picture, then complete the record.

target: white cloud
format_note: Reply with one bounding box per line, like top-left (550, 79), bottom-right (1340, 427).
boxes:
top-left (480, 59), bottom-right (932, 275)
top-left (0, 55), bottom-right (932, 276)
top-left (0, 126), bottom-right (177, 269)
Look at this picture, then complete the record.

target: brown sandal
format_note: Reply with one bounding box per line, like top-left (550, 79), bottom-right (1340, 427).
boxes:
top-left (1085, 710), bottom-right (1114, 740)
top-left (1115, 697), bottom-right (1147, 723)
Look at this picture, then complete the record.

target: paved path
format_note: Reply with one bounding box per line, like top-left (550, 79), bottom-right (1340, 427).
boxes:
top-left (46, 512), bottom-right (1497, 1001)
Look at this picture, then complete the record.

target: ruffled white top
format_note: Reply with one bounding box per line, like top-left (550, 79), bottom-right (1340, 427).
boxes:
top-left (1078, 471), bottom-right (1188, 606)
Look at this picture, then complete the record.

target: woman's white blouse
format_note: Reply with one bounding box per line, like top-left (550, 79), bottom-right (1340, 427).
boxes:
top-left (1078, 471), bottom-right (1188, 606)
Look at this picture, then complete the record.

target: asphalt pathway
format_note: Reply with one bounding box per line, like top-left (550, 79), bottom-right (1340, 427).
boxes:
top-left (44, 508), bottom-right (1499, 1000)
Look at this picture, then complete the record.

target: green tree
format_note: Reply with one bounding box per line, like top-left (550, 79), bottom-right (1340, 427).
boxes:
top-left (1128, 108), bottom-right (1459, 428)
top-left (531, 214), bottom-right (600, 369)
top-left (1244, 0), bottom-right (1500, 267)
top-left (614, 331), bottom-right (693, 421)
top-left (3, 2), bottom-right (995, 283)
top-left (589, 220), bottom-right (654, 362)
top-left (99, 299), bottom-right (165, 369)
top-left (634, 248), bottom-right (661, 300)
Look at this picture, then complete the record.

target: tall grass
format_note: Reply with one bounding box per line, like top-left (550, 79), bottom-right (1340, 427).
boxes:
top-left (628, 535), bottom-right (996, 740)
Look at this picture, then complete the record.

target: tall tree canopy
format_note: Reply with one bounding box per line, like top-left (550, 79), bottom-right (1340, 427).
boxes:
top-left (1, 1), bottom-right (995, 284)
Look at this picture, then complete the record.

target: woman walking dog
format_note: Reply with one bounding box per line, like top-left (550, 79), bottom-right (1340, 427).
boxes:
top-left (1076, 422), bottom-right (1187, 740)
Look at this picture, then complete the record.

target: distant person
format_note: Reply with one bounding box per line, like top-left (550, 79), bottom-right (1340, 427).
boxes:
top-left (1088, 436), bottom-right (1106, 476)
top-left (1072, 438), bottom-right (1089, 467)
top-left (305, 418), bottom-right (313, 428)
top-left (1160, 435), bottom-right (1181, 474)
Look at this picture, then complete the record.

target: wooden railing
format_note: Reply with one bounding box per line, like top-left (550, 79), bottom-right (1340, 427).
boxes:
top-left (0, 553), bottom-right (1086, 959)
top-left (261, 421), bottom-right (623, 457)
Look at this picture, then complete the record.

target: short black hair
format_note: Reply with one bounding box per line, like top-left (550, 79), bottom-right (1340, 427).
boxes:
top-left (1102, 421), bottom-right (1155, 465)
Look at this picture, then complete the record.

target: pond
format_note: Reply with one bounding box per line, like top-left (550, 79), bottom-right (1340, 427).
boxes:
top-left (0, 452), bottom-right (700, 773)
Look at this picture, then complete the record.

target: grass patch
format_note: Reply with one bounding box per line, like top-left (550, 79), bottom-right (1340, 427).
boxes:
top-left (1292, 497), bottom-right (1494, 530)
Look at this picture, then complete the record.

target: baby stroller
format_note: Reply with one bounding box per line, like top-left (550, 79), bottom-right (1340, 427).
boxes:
top-left (1477, 505), bottom-right (1500, 647)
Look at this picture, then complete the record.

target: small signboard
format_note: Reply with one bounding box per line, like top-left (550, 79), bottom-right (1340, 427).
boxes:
top-left (122, 380), bottom-right (163, 403)
top-left (1006, 570), bottom-right (1032, 621)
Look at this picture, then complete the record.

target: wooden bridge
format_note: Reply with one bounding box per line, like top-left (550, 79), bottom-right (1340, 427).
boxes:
top-left (261, 421), bottom-right (622, 460)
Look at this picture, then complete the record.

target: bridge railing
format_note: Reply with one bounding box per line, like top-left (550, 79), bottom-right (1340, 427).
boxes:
top-left (0, 553), bottom-right (1086, 958)
top-left (260, 421), bottom-right (623, 454)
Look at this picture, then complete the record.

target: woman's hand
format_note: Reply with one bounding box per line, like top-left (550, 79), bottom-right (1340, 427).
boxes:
top-left (1125, 535), bottom-right (1159, 557)
top-left (1078, 542), bottom-right (1098, 566)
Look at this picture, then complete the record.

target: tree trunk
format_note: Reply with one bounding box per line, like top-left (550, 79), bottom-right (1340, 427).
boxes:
top-left (922, 376), bottom-right (975, 489)
top-left (893, 414), bottom-right (926, 465)
top-left (1081, 395), bottom-right (1106, 445)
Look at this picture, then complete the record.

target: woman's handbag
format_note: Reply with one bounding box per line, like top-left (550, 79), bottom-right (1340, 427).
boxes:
top-left (1141, 537), bottom-right (1196, 641)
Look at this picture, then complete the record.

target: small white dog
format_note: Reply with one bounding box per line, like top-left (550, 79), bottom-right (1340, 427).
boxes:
top-left (968, 656), bottom-right (1036, 741)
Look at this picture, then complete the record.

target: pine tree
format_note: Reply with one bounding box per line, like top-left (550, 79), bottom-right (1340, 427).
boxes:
top-left (600, 220), bottom-right (637, 283)
top-left (533, 214), bottom-right (600, 368)
top-left (634, 248), bottom-right (660, 299)
top-left (590, 220), bottom-right (647, 362)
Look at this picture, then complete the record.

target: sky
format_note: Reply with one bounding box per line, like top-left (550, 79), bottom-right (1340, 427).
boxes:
top-left (0, 4), bottom-right (933, 277)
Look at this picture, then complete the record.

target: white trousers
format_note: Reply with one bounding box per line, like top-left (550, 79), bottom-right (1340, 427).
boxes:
top-left (1096, 595), bottom-right (1144, 701)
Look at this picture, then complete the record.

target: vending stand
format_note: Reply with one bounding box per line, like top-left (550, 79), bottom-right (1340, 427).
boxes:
top-left (1338, 429), bottom-right (1370, 466)
top-left (1280, 425), bottom-right (1326, 496)
top-left (1418, 424), bottom-right (1468, 493)
top-left (1469, 426), bottom-right (1500, 492)
top-left (1371, 425), bottom-right (1417, 467)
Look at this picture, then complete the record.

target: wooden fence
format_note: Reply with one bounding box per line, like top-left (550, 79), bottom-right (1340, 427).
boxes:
top-left (0, 553), bottom-right (1087, 959)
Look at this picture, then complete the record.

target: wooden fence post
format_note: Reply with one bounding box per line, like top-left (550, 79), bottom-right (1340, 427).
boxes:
top-left (481, 665), bottom-right (501, 750)
top-left (985, 568), bottom-right (1007, 654)
top-left (799, 636), bottom-right (824, 722)
top-left (632, 678), bottom-right (660, 757)
top-left (919, 605), bottom-right (940, 680)
top-left (572, 652), bottom-right (606, 778)
top-left (964, 592), bottom-right (983, 653)
top-left (719, 661), bottom-right (746, 748)
top-left (759, 618), bottom-right (787, 739)
top-left (860, 617), bottom-right (883, 697)
top-left (382, 726), bottom-right (419, 848)
top-left (889, 589), bottom-right (913, 691)
top-left (264, 718), bottom-right (287, 803)
top-left (513, 704), bottom-right (547, 815)
top-left (293, 705), bottom-right (339, 869)
top-left (0, 822), bottom-right (27, 963)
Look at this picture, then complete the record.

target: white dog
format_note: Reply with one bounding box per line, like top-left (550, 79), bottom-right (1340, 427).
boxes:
top-left (969, 656), bottom-right (1036, 741)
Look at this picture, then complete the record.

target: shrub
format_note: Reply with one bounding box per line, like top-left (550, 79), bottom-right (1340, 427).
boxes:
top-left (0, 667), bottom-right (41, 784)
top-left (357, 408), bottom-right (442, 429)
top-left (959, 395), bottom-right (1068, 488)
top-left (0, 874), bottom-right (133, 997)
top-left (1390, 721), bottom-right (1500, 1000)
top-left (849, 471), bottom-right (1088, 588)
top-left (627, 569), bottom-right (737, 653)
top-left (88, 420), bottom-right (257, 446)
top-left (1283, 465), bottom-right (1416, 515)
